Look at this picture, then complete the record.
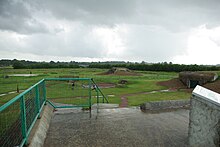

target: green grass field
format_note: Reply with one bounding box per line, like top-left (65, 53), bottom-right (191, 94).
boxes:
top-left (0, 68), bottom-right (192, 107)
top-left (127, 91), bottom-right (191, 106)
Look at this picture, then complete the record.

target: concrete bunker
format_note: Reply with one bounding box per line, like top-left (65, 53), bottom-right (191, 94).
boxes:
top-left (179, 71), bottom-right (218, 88)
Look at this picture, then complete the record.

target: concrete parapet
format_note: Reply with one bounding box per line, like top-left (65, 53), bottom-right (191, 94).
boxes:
top-left (189, 85), bottom-right (220, 147)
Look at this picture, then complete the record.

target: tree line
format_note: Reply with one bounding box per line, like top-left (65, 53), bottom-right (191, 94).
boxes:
top-left (0, 59), bottom-right (80, 69)
top-left (0, 59), bottom-right (219, 72)
top-left (88, 62), bottom-right (219, 72)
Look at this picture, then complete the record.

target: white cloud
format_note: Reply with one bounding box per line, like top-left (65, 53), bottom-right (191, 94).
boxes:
top-left (173, 25), bottom-right (220, 64)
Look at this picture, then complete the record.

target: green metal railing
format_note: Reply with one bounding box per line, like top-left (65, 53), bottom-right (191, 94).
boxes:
top-left (0, 79), bottom-right (46, 147)
top-left (0, 78), bottom-right (108, 147)
top-left (91, 78), bottom-right (109, 103)
top-left (45, 78), bottom-right (92, 109)
top-left (45, 78), bottom-right (108, 109)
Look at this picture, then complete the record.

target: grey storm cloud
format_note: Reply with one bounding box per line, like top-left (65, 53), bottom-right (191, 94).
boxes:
top-left (37, 0), bottom-right (220, 31)
top-left (0, 0), bottom-right (220, 63)
top-left (121, 25), bottom-right (188, 62)
top-left (2, 0), bottom-right (220, 34)
top-left (0, 0), bottom-right (49, 34)
top-left (22, 25), bottom-right (105, 58)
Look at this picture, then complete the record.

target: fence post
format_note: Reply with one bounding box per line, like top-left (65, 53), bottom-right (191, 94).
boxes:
top-left (96, 90), bottom-right (99, 104)
top-left (35, 85), bottom-right (40, 119)
top-left (20, 95), bottom-right (27, 144)
top-left (102, 91), bottom-right (104, 103)
top-left (89, 79), bottom-right (92, 109)
top-left (43, 80), bottom-right (47, 105)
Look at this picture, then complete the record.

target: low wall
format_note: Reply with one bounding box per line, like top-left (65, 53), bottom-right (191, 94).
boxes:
top-left (140, 99), bottom-right (190, 111)
top-left (28, 104), bottom-right (54, 147)
top-left (189, 85), bottom-right (220, 147)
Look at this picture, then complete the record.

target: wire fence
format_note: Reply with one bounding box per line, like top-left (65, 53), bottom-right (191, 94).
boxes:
top-left (0, 98), bottom-right (22, 146)
top-left (0, 79), bottom-right (46, 147)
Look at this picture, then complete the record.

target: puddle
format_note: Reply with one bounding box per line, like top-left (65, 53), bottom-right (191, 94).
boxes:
top-left (0, 90), bottom-right (24, 97)
top-left (0, 93), bottom-right (7, 97)
top-left (8, 74), bottom-right (39, 77)
top-left (107, 94), bottom-right (115, 97)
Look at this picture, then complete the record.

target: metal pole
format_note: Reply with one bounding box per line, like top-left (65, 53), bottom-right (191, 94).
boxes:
top-left (43, 80), bottom-right (47, 105)
top-left (89, 79), bottom-right (92, 109)
top-left (35, 85), bottom-right (40, 118)
top-left (96, 89), bottom-right (99, 104)
top-left (20, 95), bottom-right (27, 144)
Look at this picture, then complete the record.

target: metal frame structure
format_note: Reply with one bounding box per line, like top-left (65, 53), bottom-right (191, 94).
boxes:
top-left (0, 78), bottom-right (108, 147)
top-left (45, 78), bottom-right (108, 109)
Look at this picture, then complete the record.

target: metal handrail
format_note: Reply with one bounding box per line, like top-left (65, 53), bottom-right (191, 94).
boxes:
top-left (91, 78), bottom-right (109, 103)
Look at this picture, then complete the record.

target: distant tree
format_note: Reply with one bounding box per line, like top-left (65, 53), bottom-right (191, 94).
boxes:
top-left (12, 61), bottom-right (25, 69)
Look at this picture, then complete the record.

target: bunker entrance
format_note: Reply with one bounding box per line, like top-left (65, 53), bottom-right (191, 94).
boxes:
top-left (189, 80), bottom-right (199, 88)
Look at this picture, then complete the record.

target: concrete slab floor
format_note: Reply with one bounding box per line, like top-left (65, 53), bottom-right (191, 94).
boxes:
top-left (44, 107), bottom-right (189, 147)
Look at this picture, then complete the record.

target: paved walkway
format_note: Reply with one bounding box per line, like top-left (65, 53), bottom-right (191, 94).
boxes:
top-left (44, 107), bottom-right (189, 147)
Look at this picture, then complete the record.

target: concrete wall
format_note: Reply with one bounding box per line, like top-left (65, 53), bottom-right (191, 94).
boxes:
top-left (140, 99), bottom-right (190, 111)
top-left (189, 95), bottom-right (220, 147)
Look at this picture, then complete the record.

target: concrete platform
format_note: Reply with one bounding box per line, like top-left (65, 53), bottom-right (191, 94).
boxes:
top-left (44, 107), bottom-right (189, 147)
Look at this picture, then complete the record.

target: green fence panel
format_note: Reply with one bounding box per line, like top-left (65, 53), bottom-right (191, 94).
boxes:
top-left (39, 81), bottom-right (45, 106)
top-left (0, 79), bottom-right (46, 147)
top-left (0, 98), bottom-right (23, 146)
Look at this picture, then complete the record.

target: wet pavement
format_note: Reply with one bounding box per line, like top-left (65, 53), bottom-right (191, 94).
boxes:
top-left (44, 106), bottom-right (189, 147)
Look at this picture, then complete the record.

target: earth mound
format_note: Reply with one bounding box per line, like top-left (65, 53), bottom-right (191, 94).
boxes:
top-left (157, 78), bottom-right (187, 90)
top-left (98, 67), bottom-right (141, 76)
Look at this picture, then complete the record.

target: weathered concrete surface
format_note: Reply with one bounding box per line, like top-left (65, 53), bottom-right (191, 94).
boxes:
top-left (189, 95), bottom-right (220, 147)
top-left (44, 107), bottom-right (189, 147)
top-left (28, 105), bottom-right (54, 147)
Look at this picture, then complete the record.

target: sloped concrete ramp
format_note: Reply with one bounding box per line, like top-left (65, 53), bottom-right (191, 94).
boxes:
top-left (44, 107), bottom-right (189, 147)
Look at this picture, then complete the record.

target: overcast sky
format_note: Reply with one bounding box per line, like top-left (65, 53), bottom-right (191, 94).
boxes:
top-left (0, 0), bottom-right (220, 65)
